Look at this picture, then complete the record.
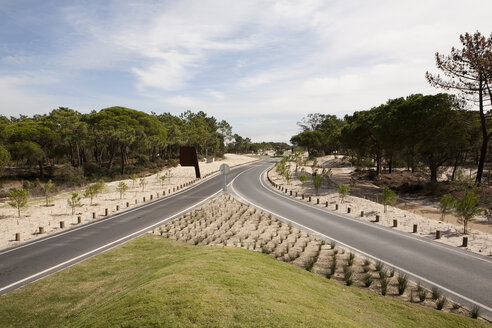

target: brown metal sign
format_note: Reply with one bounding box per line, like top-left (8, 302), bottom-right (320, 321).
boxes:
top-left (180, 146), bottom-right (201, 178)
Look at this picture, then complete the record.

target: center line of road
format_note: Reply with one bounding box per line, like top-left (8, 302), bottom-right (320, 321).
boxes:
top-left (229, 164), bottom-right (492, 314)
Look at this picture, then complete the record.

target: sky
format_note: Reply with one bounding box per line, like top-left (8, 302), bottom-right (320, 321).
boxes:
top-left (0, 0), bottom-right (491, 142)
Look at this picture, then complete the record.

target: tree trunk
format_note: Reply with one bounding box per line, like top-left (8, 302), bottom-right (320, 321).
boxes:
top-left (476, 80), bottom-right (488, 184)
top-left (376, 151), bottom-right (382, 176)
top-left (38, 160), bottom-right (44, 178)
top-left (388, 157), bottom-right (393, 174)
top-left (451, 152), bottom-right (461, 181)
top-left (120, 145), bottom-right (126, 175)
top-left (108, 144), bottom-right (116, 169)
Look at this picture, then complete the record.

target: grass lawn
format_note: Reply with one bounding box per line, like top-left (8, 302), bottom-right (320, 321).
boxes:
top-left (0, 234), bottom-right (487, 327)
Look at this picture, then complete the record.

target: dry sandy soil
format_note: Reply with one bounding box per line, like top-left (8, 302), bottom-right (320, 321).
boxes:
top-left (269, 156), bottom-right (491, 256)
top-left (0, 154), bottom-right (258, 251)
top-left (152, 193), bottom-right (477, 319)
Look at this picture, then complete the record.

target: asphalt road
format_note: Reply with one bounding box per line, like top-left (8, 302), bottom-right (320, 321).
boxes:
top-left (230, 159), bottom-right (492, 320)
top-left (0, 162), bottom-right (259, 296)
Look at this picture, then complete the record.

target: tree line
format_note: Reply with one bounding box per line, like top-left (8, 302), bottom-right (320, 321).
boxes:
top-left (291, 31), bottom-right (492, 185)
top-left (0, 106), bottom-right (267, 183)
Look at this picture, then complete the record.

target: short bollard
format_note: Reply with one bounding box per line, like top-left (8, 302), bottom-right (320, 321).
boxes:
top-left (105, 208), bottom-right (108, 216)
top-left (39, 227), bottom-right (44, 234)
top-left (413, 224), bottom-right (417, 233)
top-left (163, 191), bottom-right (166, 196)
top-left (143, 197), bottom-right (146, 202)
top-left (60, 221), bottom-right (65, 229)
top-left (135, 199), bottom-right (138, 204)
top-left (157, 193), bottom-right (159, 198)
top-left (173, 187), bottom-right (175, 192)
top-left (77, 216), bottom-right (82, 224)
top-left (116, 205), bottom-right (119, 211)
top-left (92, 212), bottom-right (96, 219)
top-left (15, 233), bottom-right (20, 241)
top-left (150, 194), bottom-right (153, 200)
top-left (285, 188), bottom-right (287, 193)
top-left (126, 202), bottom-right (130, 207)
top-left (317, 198), bottom-right (320, 204)
top-left (309, 196), bottom-right (312, 202)
top-left (302, 194), bottom-right (305, 200)
top-left (168, 189), bottom-right (171, 194)
top-left (347, 208), bottom-right (351, 214)
top-left (326, 201), bottom-right (329, 207)
top-left (335, 204), bottom-right (339, 210)
top-left (436, 230), bottom-right (441, 239)
top-left (360, 211), bottom-right (364, 217)
top-left (290, 190), bottom-right (292, 196)
top-left (295, 192), bottom-right (298, 197)
top-left (393, 219), bottom-right (398, 227)
top-left (462, 236), bottom-right (468, 247)
top-left (375, 215), bottom-right (380, 222)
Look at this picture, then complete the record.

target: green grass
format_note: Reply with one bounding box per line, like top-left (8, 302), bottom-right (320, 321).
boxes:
top-left (0, 235), bottom-right (486, 328)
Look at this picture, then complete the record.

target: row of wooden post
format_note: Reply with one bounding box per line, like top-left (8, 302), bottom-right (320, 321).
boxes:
top-left (13, 178), bottom-right (201, 242)
top-left (274, 183), bottom-right (469, 248)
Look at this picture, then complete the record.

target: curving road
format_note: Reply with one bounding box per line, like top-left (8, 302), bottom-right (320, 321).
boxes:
top-left (1, 158), bottom-right (491, 321)
top-left (0, 162), bottom-right (260, 296)
top-left (230, 159), bottom-right (492, 320)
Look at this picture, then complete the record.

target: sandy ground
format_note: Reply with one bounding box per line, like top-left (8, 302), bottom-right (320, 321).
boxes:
top-left (152, 194), bottom-right (476, 319)
top-left (269, 158), bottom-right (491, 256)
top-left (0, 154), bottom-right (258, 251)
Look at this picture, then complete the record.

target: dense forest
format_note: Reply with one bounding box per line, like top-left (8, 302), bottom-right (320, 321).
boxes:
top-left (0, 106), bottom-right (283, 186)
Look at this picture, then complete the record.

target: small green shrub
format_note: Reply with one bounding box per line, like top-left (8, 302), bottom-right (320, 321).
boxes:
top-left (471, 305), bottom-right (480, 319)
top-left (343, 266), bottom-right (353, 286)
top-left (347, 252), bottom-right (355, 266)
top-left (380, 278), bottom-right (389, 296)
top-left (362, 273), bottom-right (374, 287)
top-left (397, 274), bottom-right (408, 295)
top-left (436, 297), bottom-right (446, 310)
top-left (431, 287), bottom-right (441, 301)
top-left (375, 261), bottom-right (384, 272)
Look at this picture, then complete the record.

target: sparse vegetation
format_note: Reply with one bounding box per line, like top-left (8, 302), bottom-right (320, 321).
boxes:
top-left (381, 187), bottom-right (398, 213)
top-left (439, 194), bottom-right (455, 222)
top-left (67, 192), bottom-right (82, 215)
top-left (337, 184), bottom-right (349, 203)
top-left (453, 191), bottom-right (482, 234)
top-left (116, 182), bottom-right (128, 199)
top-left (41, 179), bottom-right (54, 206)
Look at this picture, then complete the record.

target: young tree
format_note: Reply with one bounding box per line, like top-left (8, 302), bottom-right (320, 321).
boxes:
top-left (67, 192), bottom-right (82, 215)
top-left (313, 172), bottom-right (323, 195)
top-left (439, 194), bottom-right (456, 222)
top-left (426, 31), bottom-right (492, 184)
top-left (129, 174), bottom-right (138, 188)
top-left (299, 174), bottom-right (308, 186)
top-left (381, 187), bottom-right (398, 213)
top-left (84, 180), bottom-right (104, 205)
top-left (41, 179), bottom-right (53, 206)
top-left (284, 167), bottom-right (292, 183)
top-left (117, 182), bottom-right (128, 199)
top-left (167, 170), bottom-right (173, 184)
top-left (160, 174), bottom-right (168, 187)
top-left (338, 184), bottom-right (350, 203)
top-left (8, 188), bottom-right (28, 217)
top-left (454, 191), bottom-right (482, 234)
top-left (139, 178), bottom-right (147, 192)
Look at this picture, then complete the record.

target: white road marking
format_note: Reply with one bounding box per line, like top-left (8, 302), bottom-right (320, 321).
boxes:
top-left (229, 164), bottom-right (492, 314)
top-left (0, 189), bottom-right (222, 294)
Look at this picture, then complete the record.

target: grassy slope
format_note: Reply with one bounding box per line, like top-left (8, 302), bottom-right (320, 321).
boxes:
top-left (0, 235), bottom-right (486, 328)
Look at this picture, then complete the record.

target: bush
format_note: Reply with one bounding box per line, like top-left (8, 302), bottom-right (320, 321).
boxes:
top-left (397, 274), bottom-right (408, 295)
top-left (362, 273), bottom-right (374, 287)
top-left (436, 297), bottom-right (446, 310)
top-left (431, 287), bottom-right (441, 301)
top-left (57, 165), bottom-right (86, 186)
top-left (380, 278), bottom-right (389, 296)
top-left (343, 266), bottom-right (353, 286)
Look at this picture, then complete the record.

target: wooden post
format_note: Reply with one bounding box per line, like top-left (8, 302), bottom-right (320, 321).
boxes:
top-left (150, 194), bottom-right (153, 200)
top-left (302, 194), bottom-right (305, 200)
top-left (360, 211), bottom-right (364, 217)
top-left (105, 208), bottom-right (108, 216)
top-left (309, 196), bottom-right (312, 202)
top-left (393, 219), bottom-right (397, 227)
top-left (326, 201), bottom-right (329, 207)
top-left (77, 216), bottom-right (82, 224)
top-left (290, 190), bottom-right (292, 196)
top-left (462, 237), bottom-right (468, 247)
top-left (317, 198), bottom-right (319, 204)
top-left (92, 212), bottom-right (96, 219)
top-left (413, 224), bottom-right (417, 233)
top-left (143, 197), bottom-right (146, 202)
top-left (15, 233), bottom-right (20, 241)
top-left (116, 205), bottom-right (119, 211)
top-left (39, 227), bottom-right (44, 234)
top-left (335, 204), bottom-right (338, 210)
top-left (347, 207), bottom-right (351, 214)
top-left (126, 202), bottom-right (130, 207)
top-left (157, 193), bottom-right (159, 198)
top-left (436, 230), bottom-right (441, 239)
top-left (60, 221), bottom-right (65, 229)
top-left (135, 199), bottom-right (138, 204)
top-left (375, 215), bottom-right (380, 222)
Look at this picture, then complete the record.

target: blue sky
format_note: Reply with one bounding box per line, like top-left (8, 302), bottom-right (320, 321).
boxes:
top-left (1, 0), bottom-right (491, 142)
